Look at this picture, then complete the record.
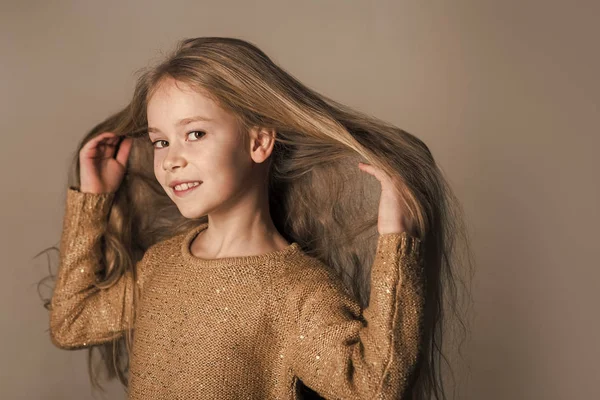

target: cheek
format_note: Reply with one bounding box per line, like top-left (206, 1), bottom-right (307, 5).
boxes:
top-left (153, 154), bottom-right (165, 180)
top-left (209, 151), bottom-right (249, 190)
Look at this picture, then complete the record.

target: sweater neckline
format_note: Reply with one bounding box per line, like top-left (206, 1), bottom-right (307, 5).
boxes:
top-left (181, 222), bottom-right (302, 268)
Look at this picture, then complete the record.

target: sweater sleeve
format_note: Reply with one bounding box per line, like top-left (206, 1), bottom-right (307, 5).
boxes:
top-left (49, 187), bottom-right (151, 349)
top-left (281, 232), bottom-right (425, 400)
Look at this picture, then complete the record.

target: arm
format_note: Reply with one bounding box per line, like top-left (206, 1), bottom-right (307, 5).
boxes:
top-left (49, 187), bottom-right (149, 349)
top-left (282, 232), bottom-right (425, 400)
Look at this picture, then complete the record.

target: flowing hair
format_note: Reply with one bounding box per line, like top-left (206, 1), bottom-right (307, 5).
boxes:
top-left (37, 37), bottom-right (474, 399)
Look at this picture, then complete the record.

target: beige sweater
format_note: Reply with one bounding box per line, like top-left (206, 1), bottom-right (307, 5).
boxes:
top-left (49, 187), bottom-right (425, 399)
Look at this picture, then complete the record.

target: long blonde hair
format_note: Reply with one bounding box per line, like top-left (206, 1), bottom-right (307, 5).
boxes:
top-left (38, 37), bottom-right (474, 399)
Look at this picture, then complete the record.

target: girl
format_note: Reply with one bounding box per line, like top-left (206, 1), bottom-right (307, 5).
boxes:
top-left (42, 37), bottom-right (471, 399)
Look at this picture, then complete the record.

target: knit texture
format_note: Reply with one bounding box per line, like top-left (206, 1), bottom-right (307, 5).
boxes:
top-left (49, 187), bottom-right (425, 399)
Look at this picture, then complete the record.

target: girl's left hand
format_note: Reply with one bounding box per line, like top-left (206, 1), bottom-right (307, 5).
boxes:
top-left (358, 162), bottom-right (413, 236)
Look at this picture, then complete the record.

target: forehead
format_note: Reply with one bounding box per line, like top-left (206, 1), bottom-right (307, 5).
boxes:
top-left (146, 78), bottom-right (225, 123)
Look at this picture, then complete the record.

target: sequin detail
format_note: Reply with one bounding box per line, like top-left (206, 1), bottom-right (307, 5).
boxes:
top-left (49, 187), bottom-right (425, 399)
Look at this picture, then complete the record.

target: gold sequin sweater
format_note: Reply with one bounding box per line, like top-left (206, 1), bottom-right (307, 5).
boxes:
top-left (49, 187), bottom-right (425, 399)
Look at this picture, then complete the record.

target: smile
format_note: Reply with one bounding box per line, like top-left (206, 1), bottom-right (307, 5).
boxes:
top-left (172, 181), bottom-right (201, 197)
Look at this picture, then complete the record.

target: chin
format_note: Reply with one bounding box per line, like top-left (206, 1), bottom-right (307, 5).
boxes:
top-left (176, 205), bottom-right (207, 219)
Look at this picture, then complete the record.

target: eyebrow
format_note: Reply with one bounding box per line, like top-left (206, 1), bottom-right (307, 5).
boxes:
top-left (147, 115), bottom-right (213, 134)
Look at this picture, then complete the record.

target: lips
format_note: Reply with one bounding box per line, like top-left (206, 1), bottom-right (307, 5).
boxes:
top-left (169, 179), bottom-right (202, 189)
top-left (172, 181), bottom-right (201, 191)
top-left (168, 180), bottom-right (203, 198)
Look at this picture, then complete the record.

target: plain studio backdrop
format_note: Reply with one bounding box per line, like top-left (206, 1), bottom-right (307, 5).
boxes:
top-left (1, 1), bottom-right (598, 399)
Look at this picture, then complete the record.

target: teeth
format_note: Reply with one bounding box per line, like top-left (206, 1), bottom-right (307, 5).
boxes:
top-left (174, 182), bottom-right (200, 191)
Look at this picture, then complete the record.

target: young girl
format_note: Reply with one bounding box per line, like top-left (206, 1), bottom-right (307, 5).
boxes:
top-left (44, 37), bottom-right (471, 399)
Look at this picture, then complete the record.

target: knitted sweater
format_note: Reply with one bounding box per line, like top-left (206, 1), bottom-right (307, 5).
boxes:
top-left (49, 187), bottom-right (425, 400)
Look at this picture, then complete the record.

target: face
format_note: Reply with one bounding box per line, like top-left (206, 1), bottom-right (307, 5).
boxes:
top-left (146, 78), bottom-right (254, 218)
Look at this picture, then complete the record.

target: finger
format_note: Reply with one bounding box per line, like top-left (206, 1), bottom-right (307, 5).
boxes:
top-left (92, 134), bottom-right (123, 160)
top-left (358, 162), bottom-right (387, 183)
top-left (358, 162), bottom-right (373, 172)
top-left (86, 132), bottom-right (118, 150)
top-left (104, 140), bottom-right (118, 159)
top-left (358, 162), bottom-right (376, 178)
top-left (115, 137), bottom-right (133, 166)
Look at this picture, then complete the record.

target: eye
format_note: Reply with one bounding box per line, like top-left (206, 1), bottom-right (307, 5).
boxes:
top-left (151, 139), bottom-right (168, 149)
top-left (187, 131), bottom-right (206, 141)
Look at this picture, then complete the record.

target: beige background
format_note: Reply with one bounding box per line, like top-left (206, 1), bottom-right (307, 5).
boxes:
top-left (2, 1), bottom-right (598, 399)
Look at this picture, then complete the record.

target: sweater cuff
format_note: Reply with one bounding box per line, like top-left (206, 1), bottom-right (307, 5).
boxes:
top-left (376, 231), bottom-right (421, 259)
top-left (66, 186), bottom-right (116, 223)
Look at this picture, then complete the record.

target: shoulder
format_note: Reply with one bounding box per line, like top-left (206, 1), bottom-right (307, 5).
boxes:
top-left (142, 232), bottom-right (184, 261)
top-left (273, 251), bottom-right (336, 289)
top-left (135, 228), bottom-right (191, 288)
top-left (270, 251), bottom-right (362, 318)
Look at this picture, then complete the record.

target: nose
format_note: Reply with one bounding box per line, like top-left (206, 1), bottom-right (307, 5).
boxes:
top-left (162, 144), bottom-right (187, 172)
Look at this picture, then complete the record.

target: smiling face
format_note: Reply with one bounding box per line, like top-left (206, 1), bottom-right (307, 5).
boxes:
top-left (146, 77), bottom-right (254, 219)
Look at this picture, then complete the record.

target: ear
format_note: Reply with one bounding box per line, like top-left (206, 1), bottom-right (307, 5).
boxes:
top-left (248, 126), bottom-right (276, 164)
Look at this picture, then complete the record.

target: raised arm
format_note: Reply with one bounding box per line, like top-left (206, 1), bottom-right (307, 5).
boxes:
top-left (49, 187), bottom-right (149, 349)
top-left (280, 231), bottom-right (425, 400)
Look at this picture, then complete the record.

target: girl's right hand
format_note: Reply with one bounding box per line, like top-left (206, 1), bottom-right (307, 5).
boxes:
top-left (79, 132), bottom-right (133, 194)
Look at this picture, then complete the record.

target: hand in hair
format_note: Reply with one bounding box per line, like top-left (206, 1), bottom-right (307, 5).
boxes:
top-left (358, 162), bottom-right (412, 236)
top-left (79, 132), bottom-right (133, 194)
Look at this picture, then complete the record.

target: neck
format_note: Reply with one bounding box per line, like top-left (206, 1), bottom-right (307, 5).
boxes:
top-left (191, 179), bottom-right (289, 260)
